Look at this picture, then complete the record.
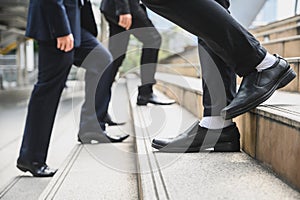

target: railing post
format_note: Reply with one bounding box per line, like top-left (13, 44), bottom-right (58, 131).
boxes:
top-left (16, 40), bottom-right (22, 87)
top-left (295, 0), bottom-right (299, 15)
top-left (100, 14), bottom-right (108, 45)
top-left (16, 38), bottom-right (26, 87)
top-left (0, 73), bottom-right (3, 90)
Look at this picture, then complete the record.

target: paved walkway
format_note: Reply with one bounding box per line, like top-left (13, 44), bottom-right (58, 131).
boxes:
top-left (0, 85), bottom-right (84, 199)
top-left (127, 74), bottom-right (300, 200)
top-left (0, 76), bottom-right (299, 199)
top-left (39, 79), bottom-right (138, 200)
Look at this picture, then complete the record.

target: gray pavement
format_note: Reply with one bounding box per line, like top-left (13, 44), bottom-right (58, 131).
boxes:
top-left (38, 79), bottom-right (138, 200)
top-left (0, 84), bottom-right (85, 199)
top-left (126, 73), bottom-right (300, 200)
top-left (0, 90), bottom-right (28, 193)
top-left (1, 76), bottom-right (300, 200)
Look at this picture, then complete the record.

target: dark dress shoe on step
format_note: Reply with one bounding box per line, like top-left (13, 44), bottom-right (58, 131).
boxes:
top-left (78, 131), bottom-right (129, 144)
top-left (137, 93), bottom-right (176, 106)
top-left (152, 121), bottom-right (240, 153)
top-left (17, 159), bottom-right (57, 177)
top-left (221, 55), bottom-right (296, 120)
top-left (136, 84), bottom-right (176, 106)
top-left (102, 113), bottom-right (126, 126)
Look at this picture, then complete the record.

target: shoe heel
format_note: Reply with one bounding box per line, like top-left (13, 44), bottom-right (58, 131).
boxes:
top-left (17, 165), bottom-right (28, 172)
top-left (78, 137), bottom-right (91, 144)
top-left (277, 68), bottom-right (297, 89)
top-left (136, 99), bottom-right (148, 106)
top-left (214, 141), bottom-right (240, 152)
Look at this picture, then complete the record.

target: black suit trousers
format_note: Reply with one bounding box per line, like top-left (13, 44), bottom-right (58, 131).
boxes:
top-left (197, 0), bottom-right (236, 117)
top-left (141, 0), bottom-right (267, 77)
top-left (18, 28), bottom-right (113, 163)
top-left (104, 7), bottom-right (161, 85)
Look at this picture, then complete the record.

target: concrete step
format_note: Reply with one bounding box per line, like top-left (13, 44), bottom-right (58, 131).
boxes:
top-left (254, 24), bottom-right (300, 42)
top-left (261, 35), bottom-right (300, 58)
top-left (154, 72), bottom-right (300, 191)
top-left (0, 80), bottom-right (139, 199)
top-left (157, 63), bottom-right (200, 78)
top-left (158, 46), bottom-right (200, 78)
top-left (250, 15), bottom-right (300, 36)
top-left (0, 87), bottom-right (84, 199)
top-left (280, 57), bottom-right (300, 92)
top-left (156, 55), bottom-right (300, 94)
top-left (126, 74), bottom-right (199, 200)
top-left (37, 79), bottom-right (139, 200)
top-left (157, 46), bottom-right (299, 93)
top-left (126, 73), bottom-right (300, 199)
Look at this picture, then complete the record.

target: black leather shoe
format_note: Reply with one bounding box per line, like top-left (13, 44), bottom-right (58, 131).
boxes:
top-left (17, 159), bottom-right (57, 177)
top-left (221, 55), bottom-right (296, 120)
top-left (152, 121), bottom-right (240, 152)
top-left (78, 131), bottom-right (129, 144)
top-left (136, 84), bottom-right (176, 106)
top-left (137, 93), bottom-right (176, 105)
top-left (102, 113), bottom-right (126, 126)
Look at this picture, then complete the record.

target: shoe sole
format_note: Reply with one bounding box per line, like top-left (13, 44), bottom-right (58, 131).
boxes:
top-left (137, 101), bottom-right (176, 106)
top-left (106, 122), bottom-right (126, 126)
top-left (137, 97), bottom-right (176, 106)
top-left (152, 141), bottom-right (240, 153)
top-left (221, 67), bottom-right (296, 120)
top-left (17, 165), bottom-right (55, 177)
top-left (78, 134), bottom-right (130, 144)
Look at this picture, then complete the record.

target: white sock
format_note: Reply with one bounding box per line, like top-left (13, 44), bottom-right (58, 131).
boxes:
top-left (256, 53), bottom-right (277, 72)
top-left (199, 116), bottom-right (233, 129)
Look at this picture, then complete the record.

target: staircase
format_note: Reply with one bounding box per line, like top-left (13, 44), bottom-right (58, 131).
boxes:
top-left (249, 15), bottom-right (300, 58)
top-left (150, 15), bottom-right (300, 194)
top-left (0, 75), bottom-right (299, 199)
top-left (1, 14), bottom-right (300, 200)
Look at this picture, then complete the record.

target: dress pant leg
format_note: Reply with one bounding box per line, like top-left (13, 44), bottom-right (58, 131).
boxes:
top-left (19, 40), bottom-right (74, 163)
top-left (130, 8), bottom-right (161, 85)
top-left (141, 0), bottom-right (266, 77)
top-left (198, 39), bottom-right (236, 116)
top-left (105, 15), bottom-right (130, 80)
top-left (198, 0), bottom-right (235, 116)
top-left (74, 28), bottom-right (113, 132)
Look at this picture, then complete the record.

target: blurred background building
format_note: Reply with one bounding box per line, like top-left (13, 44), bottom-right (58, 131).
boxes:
top-left (0, 0), bottom-right (300, 89)
top-left (1, 1), bottom-right (300, 198)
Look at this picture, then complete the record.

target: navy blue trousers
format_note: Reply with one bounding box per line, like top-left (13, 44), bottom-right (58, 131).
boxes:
top-left (18, 28), bottom-right (113, 163)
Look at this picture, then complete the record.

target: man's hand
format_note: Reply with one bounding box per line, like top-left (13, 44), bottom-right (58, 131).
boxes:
top-left (57, 34), bottom-right (74, 52)
top-left (118, 14), bottom-right (132, 30)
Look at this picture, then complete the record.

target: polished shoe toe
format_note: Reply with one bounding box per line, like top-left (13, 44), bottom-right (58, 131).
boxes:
top-left (152, 120), bottom-right (200, 150)
top-left (17, 160), bottom-right (57, 177)
top-left (78, 131), bottom-right (129, 144)
top-left (152, 138), bottom-right (172, 149)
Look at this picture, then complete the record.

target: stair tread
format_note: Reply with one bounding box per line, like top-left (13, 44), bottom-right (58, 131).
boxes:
top-left (156, 72), bottom-right (300, 126)
top-left (250, 15), bottom-right (300, 33)
top-left (156, 72), bottom-right (203, 93)
top-left (126, 73), bottom-right (300, 200)
top-left (38, 80), bottom-right (139, 200)
top-left (254, 24), bottom-right (300, 37)
top-left (0, 88), bottom-right (84, 199)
